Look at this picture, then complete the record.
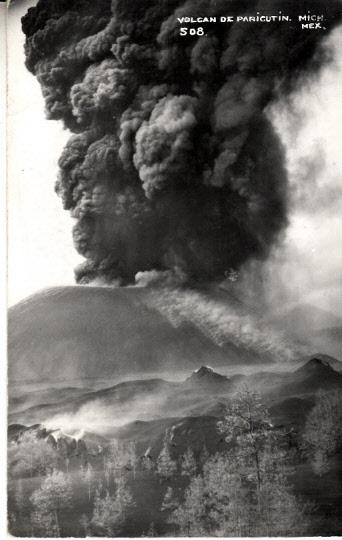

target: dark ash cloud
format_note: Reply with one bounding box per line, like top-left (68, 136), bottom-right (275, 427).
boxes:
top-left (22, 0), bottom-right (342, 285)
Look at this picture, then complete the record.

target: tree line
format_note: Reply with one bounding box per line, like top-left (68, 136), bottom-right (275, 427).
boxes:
top-left (8, 387), bottom-right (342, 536)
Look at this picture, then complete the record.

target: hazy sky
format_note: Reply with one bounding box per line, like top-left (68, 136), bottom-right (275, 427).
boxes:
top-left (267, 29), bottom-right (342, 316)
top-left (7, 0), bottom-right (84, 306)
top-left (6, 2), bottom-right (342, 314)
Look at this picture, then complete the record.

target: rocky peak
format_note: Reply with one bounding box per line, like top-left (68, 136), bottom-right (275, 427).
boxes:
top-left (185, 366), bottom-right (230, 387)
top-left (296, 356), bottom-right (336, 375)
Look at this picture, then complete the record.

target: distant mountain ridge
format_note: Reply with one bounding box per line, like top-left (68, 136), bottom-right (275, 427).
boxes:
top-left (9, 355), bottom-right (342, 466)
top-left (9, 356), bottom-right (342, 432)
top-left (246, 355), bottom-right (342, 399)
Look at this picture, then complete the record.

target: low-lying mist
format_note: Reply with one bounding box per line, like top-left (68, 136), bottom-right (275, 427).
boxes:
top-left (43, 392), bottom-right (171, 436)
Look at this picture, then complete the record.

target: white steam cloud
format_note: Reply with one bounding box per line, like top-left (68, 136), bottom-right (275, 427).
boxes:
top-left (43, 393), bottom-right (170, 435)
top-left (266, 28), bottom-right (342, 317)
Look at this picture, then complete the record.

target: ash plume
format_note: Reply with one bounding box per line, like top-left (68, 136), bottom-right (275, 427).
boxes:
top-left (22, 0), bottom-right (341, 285)
top-left (142, 286), bottom-right (305, 361)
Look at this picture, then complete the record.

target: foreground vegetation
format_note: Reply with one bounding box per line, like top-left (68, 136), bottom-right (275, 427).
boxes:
top-left (8, 388), bottom-right (342, 536)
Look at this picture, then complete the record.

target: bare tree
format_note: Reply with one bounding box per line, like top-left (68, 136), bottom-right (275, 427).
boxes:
top-left (198, 443), bottom-right (209, 469)
top-left (30, 469), bottom-right (73, 537)
top-left (127, 441), bottom-right (137, 479)
top-left (90, 477), bottom-right (133, 536)
top-left (103, 439), bottom-right (136, 484)
top-left (169, 389), bottom-right (312, 536)
top-left (218, 387), bottom-right (272, 499)
top-left (82, 462), bottom-right (93, 501)
top-left (303, 390), bottom-right (342, 475)
top-left (169, 475), bottom-right (208, 536)
top-left (217, 388), bottom-right (310, 536)
top-left (9, 431), bottom-right (58, 478)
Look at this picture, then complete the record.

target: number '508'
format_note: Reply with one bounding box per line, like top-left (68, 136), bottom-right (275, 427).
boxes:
top-left (180, 27), bottom-right (204, 36)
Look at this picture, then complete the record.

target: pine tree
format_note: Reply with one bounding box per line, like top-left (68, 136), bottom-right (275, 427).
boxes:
top-left (180, 448), bottom-right (197, 477)
top-left (141, 453), bottom-right (155, 472)
top-left (156, 443), bottom-right (177, 481)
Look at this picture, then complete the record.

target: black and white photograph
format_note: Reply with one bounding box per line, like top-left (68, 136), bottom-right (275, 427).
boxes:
top-left (6, 0), bottom-right (342, 536)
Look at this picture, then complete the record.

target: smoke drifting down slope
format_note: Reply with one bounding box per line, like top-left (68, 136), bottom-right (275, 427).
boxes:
top-left (22, 0), bottom-right (341, 285)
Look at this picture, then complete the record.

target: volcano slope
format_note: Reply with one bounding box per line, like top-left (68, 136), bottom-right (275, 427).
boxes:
top-left (8, 285), bottom-right (277, 386)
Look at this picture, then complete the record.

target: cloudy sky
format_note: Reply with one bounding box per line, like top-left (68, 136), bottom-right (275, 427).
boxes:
top-left (6, 1), bottom-right (342, 315)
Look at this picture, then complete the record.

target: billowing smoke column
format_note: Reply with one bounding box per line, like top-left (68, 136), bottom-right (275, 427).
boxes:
top-left (22, 0), bottom-right (341, 285)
